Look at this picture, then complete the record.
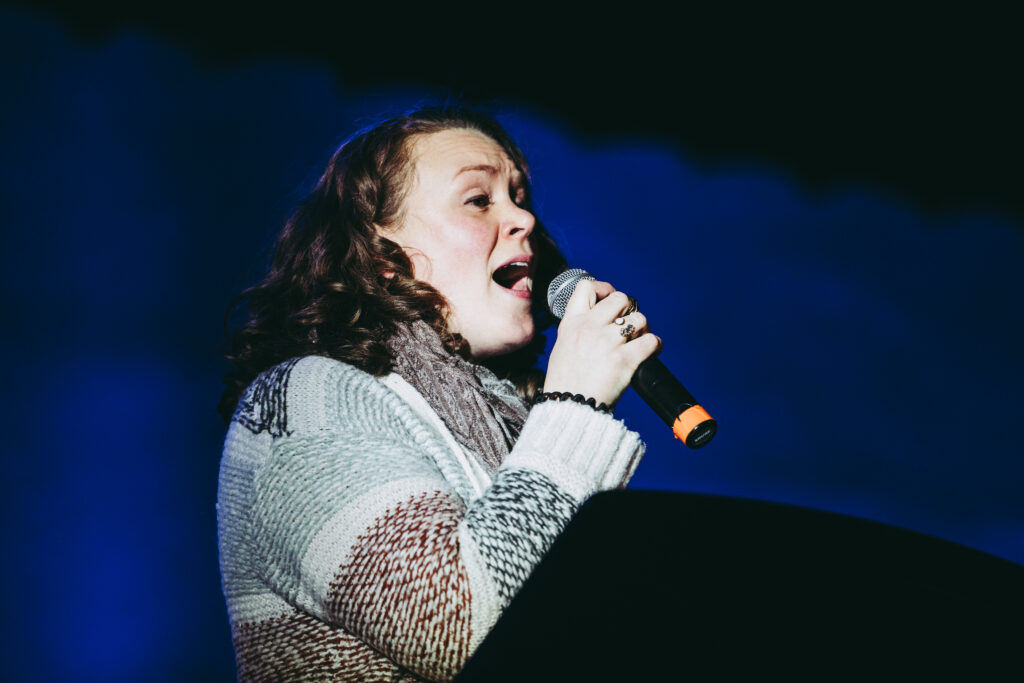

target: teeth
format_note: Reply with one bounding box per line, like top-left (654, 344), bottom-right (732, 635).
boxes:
top-left (493, 261), bottom-right (531, 289)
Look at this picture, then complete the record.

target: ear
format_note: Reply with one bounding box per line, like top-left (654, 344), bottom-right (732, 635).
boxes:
top-left (401, 247), bottom-right (431, 281)
top-left (374, 220), bottom-right (431, 281)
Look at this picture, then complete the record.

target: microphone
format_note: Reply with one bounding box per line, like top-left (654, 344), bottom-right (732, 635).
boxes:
top-left (547, 268), bottom-right (717, 449)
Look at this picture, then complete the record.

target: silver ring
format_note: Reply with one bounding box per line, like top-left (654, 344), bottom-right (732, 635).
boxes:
top-left (614, 316), bottom-right (625, 326)
top-left (619, 323), bottom-right (636, 338)
top-left (623, 296), bottom-right (639, 317)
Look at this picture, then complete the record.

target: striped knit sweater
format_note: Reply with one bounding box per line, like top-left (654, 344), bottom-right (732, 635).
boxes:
top-left (217, 355), bottom-right (645, 681)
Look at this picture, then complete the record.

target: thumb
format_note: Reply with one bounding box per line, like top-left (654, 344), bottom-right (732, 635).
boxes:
top-left (562, 279), bottom-right (616, 318)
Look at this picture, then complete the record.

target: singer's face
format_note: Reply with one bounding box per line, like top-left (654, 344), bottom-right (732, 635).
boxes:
top-left (390, 129), bottom-right (537, 358)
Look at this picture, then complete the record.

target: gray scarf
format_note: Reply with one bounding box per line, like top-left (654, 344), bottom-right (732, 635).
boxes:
top-left (386, 320), bottom-right (530, 475)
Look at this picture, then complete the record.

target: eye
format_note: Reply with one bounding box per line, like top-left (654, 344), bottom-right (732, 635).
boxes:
top-left (510, 184), bottom-right (528, 207)
top-left (466, 194), bottom-right (491, 209)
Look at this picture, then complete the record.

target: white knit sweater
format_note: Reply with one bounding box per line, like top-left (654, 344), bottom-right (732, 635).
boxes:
top-left (217, 355), bottom-right (645, 681)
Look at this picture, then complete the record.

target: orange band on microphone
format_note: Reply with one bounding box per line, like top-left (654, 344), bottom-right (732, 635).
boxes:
top-left (672, 405), bottom-right (713, 443)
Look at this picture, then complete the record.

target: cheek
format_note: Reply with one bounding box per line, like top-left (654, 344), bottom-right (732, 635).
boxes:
top-left (434, 222), bottom-right (496, 276)
top-left (401, 209), bottom-right (496, 290)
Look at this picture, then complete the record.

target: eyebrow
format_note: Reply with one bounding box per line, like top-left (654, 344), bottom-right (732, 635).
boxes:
top-left (453, 164), bottom-right (527, 190)
top-left (453, 164), bottom-right (501, 179)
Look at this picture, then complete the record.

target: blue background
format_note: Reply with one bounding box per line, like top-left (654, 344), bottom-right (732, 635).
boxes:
top-left (2, 7), bottom-right (1021, 681)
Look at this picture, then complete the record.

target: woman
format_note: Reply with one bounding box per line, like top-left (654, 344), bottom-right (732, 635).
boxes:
top-left (217, 106), bottom-right (661, 681)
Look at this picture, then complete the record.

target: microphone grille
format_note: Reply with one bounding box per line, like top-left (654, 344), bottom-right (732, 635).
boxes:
top-left (547, 268), bottom-right (594, 319)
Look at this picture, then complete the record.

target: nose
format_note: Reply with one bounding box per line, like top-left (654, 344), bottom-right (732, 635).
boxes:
top-left (502, 202), bottom-right (536, 241)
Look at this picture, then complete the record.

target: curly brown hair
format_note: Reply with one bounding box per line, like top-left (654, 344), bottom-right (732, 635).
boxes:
top-left (218, 106), bottom-right (567, 422)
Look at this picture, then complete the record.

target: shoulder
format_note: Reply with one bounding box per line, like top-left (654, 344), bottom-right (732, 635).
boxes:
top-left (231, 355), bottom-right (410, 439)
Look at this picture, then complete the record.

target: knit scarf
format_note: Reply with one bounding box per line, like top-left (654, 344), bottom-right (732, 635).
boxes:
top-left (386, 320), bottom-right (529, 475)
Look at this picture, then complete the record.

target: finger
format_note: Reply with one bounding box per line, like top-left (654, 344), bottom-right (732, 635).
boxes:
top-left (615, 323), bottom-right (640, 344)
top-left (592, 290), bottom-right (633, 322)
top-left (619, 311), bottom-right (647, 331)
top-left (562, 279), bottom-right (615, 318)
top-left (613, 315), bottom-right (648, 345)
top-left (622, 332), bottom-right (662, 365)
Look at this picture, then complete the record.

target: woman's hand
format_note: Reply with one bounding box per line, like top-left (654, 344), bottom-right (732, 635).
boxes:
top-left (543, 279), bottom-right (662, 407)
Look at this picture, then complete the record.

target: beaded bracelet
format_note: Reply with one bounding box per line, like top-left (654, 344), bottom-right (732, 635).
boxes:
top-left (532, 391), bottom-right (612, 414)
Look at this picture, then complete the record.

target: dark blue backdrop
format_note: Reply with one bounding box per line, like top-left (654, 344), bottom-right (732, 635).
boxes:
top-left (2, 7), bottom-right (1021, 681)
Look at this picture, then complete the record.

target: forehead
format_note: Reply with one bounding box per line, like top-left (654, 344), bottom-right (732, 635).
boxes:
top-left (408, 128), bottom-right (518, 183)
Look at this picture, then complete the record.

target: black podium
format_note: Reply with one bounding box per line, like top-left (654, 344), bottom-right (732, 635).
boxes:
top-left (454, 491), bottom-right (1024, 681)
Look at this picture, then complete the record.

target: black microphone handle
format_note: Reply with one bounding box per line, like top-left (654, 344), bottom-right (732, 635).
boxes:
top-left (631, 356), bottom-right (717, 449)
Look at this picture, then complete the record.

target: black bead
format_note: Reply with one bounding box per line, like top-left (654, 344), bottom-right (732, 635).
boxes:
top-left (535, 391), bottom-right (611, 415)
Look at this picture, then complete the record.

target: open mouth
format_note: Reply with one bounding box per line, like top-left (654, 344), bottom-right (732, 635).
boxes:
top-left (492, 260), bottom-right (532, 294)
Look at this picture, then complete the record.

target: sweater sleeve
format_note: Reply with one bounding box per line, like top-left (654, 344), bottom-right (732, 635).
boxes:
top-left (244, 356), bottom-right (644, 681)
